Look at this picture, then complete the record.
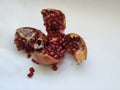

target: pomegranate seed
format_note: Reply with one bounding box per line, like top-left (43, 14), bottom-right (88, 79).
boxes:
top-left (52, 65), bottom-right (58, 71)
top-left (27, 72), bottom-right (34, 78)
top-left (50, 51), bottom-right (54, 56)
top-left (29, 67), bottom-right (35, 72)
top-left (14, 27), bottom-right (46, 53)
top-left (27, 53), bottom-right (31, 58)
top-left (54, 54), bottom-right (58, 58)
top-left (14, 9), bottom-right (87, 67)
top-left (32, 58), bottom-right (39, 64)
top-left (27, 67), bottom-right (35, 78)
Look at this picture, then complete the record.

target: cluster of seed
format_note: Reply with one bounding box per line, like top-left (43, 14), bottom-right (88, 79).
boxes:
top-left (41, 9), bottom-right (65, 34)
top-left (65, 35), bottom-right (80, 54)
top-left (14, 34), bottom-right (27, 51)
top-left (37, 33), bottom-right (64, 60)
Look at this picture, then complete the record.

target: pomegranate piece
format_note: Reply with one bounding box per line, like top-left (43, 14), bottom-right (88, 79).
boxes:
top-left (14, 27), bottom-right (47, 53)
top-left (32, 34), bottom-right (66, 65)
top-left (65, 33), bottom-right (87, 64)
top-left (41, 9), bottom-right (66, 35)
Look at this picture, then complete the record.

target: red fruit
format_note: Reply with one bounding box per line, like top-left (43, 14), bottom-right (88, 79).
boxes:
top-left (14, 9), bottom-right (87, 67)
top-left (65, 33), bottom-right (87, 64)
top-left (14, 27), bottom-right (47, 53)
top-left (41, 9), bottom-right (66, 35)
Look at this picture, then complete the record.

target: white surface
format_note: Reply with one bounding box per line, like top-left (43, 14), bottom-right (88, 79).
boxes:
top-left (0, 0), bottom-right (120, 90)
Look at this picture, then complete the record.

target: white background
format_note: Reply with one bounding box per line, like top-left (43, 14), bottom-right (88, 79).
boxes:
top-left (0, 0), bottom-right (120, 90)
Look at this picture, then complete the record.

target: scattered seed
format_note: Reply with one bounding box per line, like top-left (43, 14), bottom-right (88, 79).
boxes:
top-left (29, 67), bottom-right (35, 72)
top-left (27, 53), bottom-right (31, 58)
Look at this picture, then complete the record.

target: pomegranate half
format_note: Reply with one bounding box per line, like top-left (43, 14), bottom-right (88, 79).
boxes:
top-left (65, 33), bottom-right (87, 64)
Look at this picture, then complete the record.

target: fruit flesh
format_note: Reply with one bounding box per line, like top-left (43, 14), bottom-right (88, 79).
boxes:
top-left (41, 9), bottom-right (66, 35)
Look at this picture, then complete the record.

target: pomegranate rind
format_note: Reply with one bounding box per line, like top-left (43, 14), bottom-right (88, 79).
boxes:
top-left (67, 33), bottom-right (87, 64)
top-left (32, 52), bottom-right (62, 65)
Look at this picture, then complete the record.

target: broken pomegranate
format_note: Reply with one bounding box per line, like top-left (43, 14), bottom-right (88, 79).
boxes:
top-left (41, 9), bottom-right (66, 35)
top-left (65, 33), bottom-right (87, 64)
top-left (14, 27), bottom-right (47, 53)
top-left (29, 67), bottom-right (35, 72)
top-left (14, 8), bottom-right (87, 69)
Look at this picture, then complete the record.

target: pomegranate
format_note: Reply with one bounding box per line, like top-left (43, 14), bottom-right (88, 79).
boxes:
top-left (14, 27), bottom-right (47, 53)
top-left (41, 9), bottom-right (66, 35)
top-left (14, 9), bottom-right (87, 68)
top-left (65, 33), bottom-right (87, 64)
